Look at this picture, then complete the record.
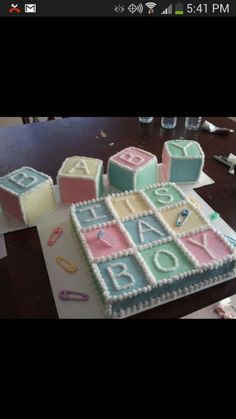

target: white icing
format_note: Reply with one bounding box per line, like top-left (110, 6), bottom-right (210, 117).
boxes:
top-left (187, 233), bottom-right (215, 259)
top-left (107, 262), bottom-right (135, 290)
top-left (154, 188), bottom-right (174, 204)
top-left (79, 204), bottom-right (107, 223)
top-left (68, 159), bottom-right (89, 175)
top-left (170, 141), bottom-right (193, 156)
top-left (153, 249), bottom-right (179, 273)
top-left (119, 152), bottom-right (144, 166)
top-left (9, 172), bottom-right (37, 188)
top-left (138, 219), bottom-right (164, 243)
top-left (124, 197), bottom-right (136, 213)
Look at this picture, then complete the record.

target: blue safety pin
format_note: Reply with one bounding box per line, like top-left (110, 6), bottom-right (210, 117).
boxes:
top-left (224, 235), bottom-right (236, 247)
top-left (97, 230), bottom-right (114, 247)
top-left (58, 290), bottom-right (89, 302)
top-left (176, 209), bottom-right (190, 227)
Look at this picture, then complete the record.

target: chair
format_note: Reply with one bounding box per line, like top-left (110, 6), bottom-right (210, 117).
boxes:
top-left (22, 117), bottom-right (56, 124)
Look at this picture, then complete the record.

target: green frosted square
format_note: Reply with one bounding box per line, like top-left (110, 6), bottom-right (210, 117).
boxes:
top-left (140, 241), bottom-right (194, 283)
top-left (108, 161), bottom-right (134, 191)
top-left (144, 184), bottom-right (185, 209)
top-left (135, 160), bottom-right (157, 190)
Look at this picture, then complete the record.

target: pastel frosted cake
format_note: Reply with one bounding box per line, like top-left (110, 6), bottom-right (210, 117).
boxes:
top-left (0, 167), bottom-right (57, 225)
top-left (57, 156), bottom-right (103, 204)
top-left (108, 147), bottom-right (158, 191)
top-left (70, 182), bottom-right (236, 318)
top-left (162, 139), bottom-right (204, 183)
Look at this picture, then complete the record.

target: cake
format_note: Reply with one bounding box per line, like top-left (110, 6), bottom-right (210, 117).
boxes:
top-left (57, 156), bottom-right (104, 204)
top-left (162, 139), bottom-right (204, 183)
top-left (0, 167), bottom-right (57, 225)
top-left (70, 182), bottom-right (236, 318)
top-left (108, 147), bottom-right (158, 191)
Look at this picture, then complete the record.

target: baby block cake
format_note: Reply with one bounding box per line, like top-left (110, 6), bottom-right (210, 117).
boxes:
top-left (57, 156), bottom-right (103, 204)
top-left (0, 167), bottom-right (57, 225)
top-left (162, 139), bottom-right (204, 183)
top-left (108, 147), bottom-right (158, 191)
top-left (70, 182), bottom-right (236, 318)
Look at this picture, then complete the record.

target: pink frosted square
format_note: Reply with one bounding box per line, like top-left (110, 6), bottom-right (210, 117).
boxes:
top-left (59, 177), bottom-right (96, 204)
top-left (0, 187), bottom-right (25, 223)
top-left (83, 225), bottom-right (130, 258)
top-left (181, 229), bottom-right (233, 264)
top-left (112, 147), bottom-right (153, 170)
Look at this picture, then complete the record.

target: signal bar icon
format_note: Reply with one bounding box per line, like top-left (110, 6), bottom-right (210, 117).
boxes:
top-left (161, 4), bottom-right (173, 15)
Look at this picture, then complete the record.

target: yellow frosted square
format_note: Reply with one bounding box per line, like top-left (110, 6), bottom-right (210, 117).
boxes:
top-left (160, 203), bottom-right (207, 234)
top-left (60, 157), bottom-right (99, 178)
top-left (22, 181), bottom-right (57, 224)
top-left (109, 192), bottom-right (151, 218)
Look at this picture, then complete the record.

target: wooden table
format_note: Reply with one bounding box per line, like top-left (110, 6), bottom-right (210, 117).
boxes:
top-left (1, 116), bottom-right (236, 318)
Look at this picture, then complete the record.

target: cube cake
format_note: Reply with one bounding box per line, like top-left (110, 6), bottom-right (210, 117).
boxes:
top-left (57, 156), bottom-right (103, 204)
top-left (70, 182), bottom-right (236, 318)
top-left (162, 139), bottom-right (204, 183)
top-left (0, 167), bottom-right (57, 225)
top-left (108, 147), bottom-right (158, 191)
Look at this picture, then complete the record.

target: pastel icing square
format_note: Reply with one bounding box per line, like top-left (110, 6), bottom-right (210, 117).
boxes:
top-left (160, 203), bottom-right (207, 235)
top-left (83, 224), bottom-right (131, 259)
top-left (144, 183), bottom-right (185, 209)
top-left (95, 255), bottom-right (150, 299)
top-left (72, 200), bottom-right (115, 229)
top-left (140, 241), bottom-right (194, 283)
top-left (180, 229), bottom-right (234, 265)
top-left (162, 140), bottom-right (204, 183)
top-left (123, 214), bottom-right (169, 246)
top-left (108, 147), bottom-right (157, 191)
top-left (109, 192), bottom-right (151, 219)
top-left (0, 167), bottom-right (56, 225)
top-left (57, 156), bottom-right (103, 204)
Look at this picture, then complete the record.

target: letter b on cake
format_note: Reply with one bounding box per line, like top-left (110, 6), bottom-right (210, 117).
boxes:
top-left (57, 156), bottom-right (104, 204)
top-left (108, 147), bottom-right (158, 192)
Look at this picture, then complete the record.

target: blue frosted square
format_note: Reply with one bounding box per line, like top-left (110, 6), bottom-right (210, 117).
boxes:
top-left (74, 200), bottom-right (114, 228)
top-left (0, 167), bottom-right (48, 195)
top-left (123, 214), bottom-right (169, 246)
top-left (97, 255), bottom-right (149, 298)
top-left (170, 159), bottom-right (202, 182)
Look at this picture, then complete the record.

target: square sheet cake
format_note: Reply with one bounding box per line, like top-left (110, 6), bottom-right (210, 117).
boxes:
top-left (70, 182), bottom-right (236, 318)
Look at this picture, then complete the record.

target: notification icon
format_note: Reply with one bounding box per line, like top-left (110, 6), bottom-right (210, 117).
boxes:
top-left (9, 4), bottom-right (21, 13)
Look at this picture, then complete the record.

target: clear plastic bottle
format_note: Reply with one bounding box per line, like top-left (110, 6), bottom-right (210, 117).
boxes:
top-left (161, 117), bottom-right (177, 129)
top-left (139, 117), bottom-right (154, 124)
top-left (185, 117), bottom-right (202, 131)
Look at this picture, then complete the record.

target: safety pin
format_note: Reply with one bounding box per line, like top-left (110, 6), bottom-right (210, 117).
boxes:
top-left (58, 290), bottom-right (89, 302)
top-left (47, 227), bottom-right (63, 246)
top-left (97, 230), bottom-right (115, 247)
top-left (224, 235), bottom-right (236, 247)
top-left (56, 256), bottom-right (77, 273)
top-left (176, 209), bottom-right (190, 227)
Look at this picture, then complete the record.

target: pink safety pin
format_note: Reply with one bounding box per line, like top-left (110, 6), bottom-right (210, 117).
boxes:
top-left (47, 227), bottom-right (63, 246)
top-left (58, 290), bottom-right (89, 302)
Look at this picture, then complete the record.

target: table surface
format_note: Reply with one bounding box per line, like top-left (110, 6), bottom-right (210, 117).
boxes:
top-left (1, 116), bottom-right (236, 318)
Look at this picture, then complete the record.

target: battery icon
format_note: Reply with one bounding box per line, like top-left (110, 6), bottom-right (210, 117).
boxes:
top-left (175, 2), bottom-right (184, 15)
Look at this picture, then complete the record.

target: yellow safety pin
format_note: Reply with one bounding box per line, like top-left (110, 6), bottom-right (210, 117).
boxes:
top-left (56, 256), bottom-right (77, 273)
